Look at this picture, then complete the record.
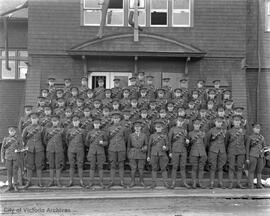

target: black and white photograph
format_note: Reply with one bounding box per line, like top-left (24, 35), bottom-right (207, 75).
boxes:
top-left (0, 0), bottom-right (270, 215)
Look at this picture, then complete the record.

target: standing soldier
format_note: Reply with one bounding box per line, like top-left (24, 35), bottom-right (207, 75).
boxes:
top-left (206, 100), bottom-right (217, 121)
top-left (63, 78), bottom-right (72, 99)
top-left (128, 76), bottom-right (139, 98)
top-left (162, 78), bottom-right (172, 99)
top-left (100, 107), bottom-right (112, 131)
top-left (84, 89), bottom-right (95, 108)
top-left (107, 112), bottom-right (127, 188)
top-left (156, 88), bottom-right (168, 110)
top-left (94, 78), bottom-right (105, 100)
top-left (22, 112), bottom-right (45, 188)
top-left (51, 89), bottom-right (64, 108)
top-left (190, 89), bottom-right (204, 110)
top-left (189, 119), bottom-right (207, 189)
top-left (172, 88), bottom-right (187, 110)
top-left (168, 117), bottom-right (190, 189)
top-left (91, 99), bottom-right (102, 118)
top-left (226, 115), bottom-right (246, 189)
top-left (44, 115), bottom-right (64, 187)
top-left (136, 71), bottom-right (146, 89)
top-left (139, 108), bottom-right (152, 139)
top-left (144, 75), bottom-right (156, 99)
top-left (85, 118), bottom-right (108, 188)
top-left (154, 108), bottom-right (170, 135)
top-left (196, 80), bottom-right (207, 103)
top-left (79, 76), bottom-right (89, 98)
top-left (120, 88), bottom-right (131, 109)
top-left (199, 108), bottom-right (213, 133)
top-left (47, 77), bottom-right (57, 99)
top-left (66, 115), bottom-right (86, 187)
top-left (179, 78), bottom-right (189, 100)
top-left (147, 120), bottom-right (170, 189)
top-left (205, 117), bottom-right (227, 189)
top-left (18, 105), bottom-right (33, 135)
top-left (80, 107), bottom-right (93, 131)
top-left (166, 101), bottom-right (177, 124)
top-left (40, 106), bottom-right (53, 128)
top-left (127, 120), bottom-right (148, 187)
top-left (138, 87), bottom-right (150, 109)
top-left (102, 89), bottom-right (113, 109)
top-left (67, 87), bottom-right (79, 108)
top-left (53, 98), bottom-right (66, 119)
top-left (111, 78), bottom-right (122, 99)
top-left (1, 126), bottom-right (20, 192)
top-left (129, 97), bottom-right (140, 122)
top-left (246, 123), bottom-right (268, 189)
top-left (72, 97), bottom-right (85, 118)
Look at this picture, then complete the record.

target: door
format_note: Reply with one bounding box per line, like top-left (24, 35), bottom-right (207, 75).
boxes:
top-left (89, 72), bottom-right (132, 89)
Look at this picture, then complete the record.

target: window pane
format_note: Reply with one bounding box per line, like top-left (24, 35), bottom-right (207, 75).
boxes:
top-left (173, 0), bottom-right (189, 10)
top-left (151, 0), bottom-right (167, 10)
top-left (128, 10), bottom-right (146, 26)
top-left (173, 11), bottom-right (189, 26)
top-left (129, 0), bottom-right (145, 9)
top-left (106, 10), bottom-right (124, 25)
top-left (151, 12), bottom-right (167, 25)
top-left (84, 10), bottom-right (101, 25)
top-left (84, 0), bottom-right (101, 8)
top-left (2, 60), bottom-right (16, 79)
top-left (109, 0), bottom-right (123, 9)
top-left (267, 16), bottom-right (270, 31)
top-left (1, 51), bottom-right (16, 57)
top-left (19, 61), bottom-right (27, 79)
top-left (18, 51), bottom-right (28, 57)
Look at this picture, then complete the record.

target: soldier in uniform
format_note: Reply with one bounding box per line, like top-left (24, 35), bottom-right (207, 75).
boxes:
top-left (172, 88), bottom-right (187, 109)
top-left (102, 89), bottom-right (113, 109)
top-left (63, 78), bottom-right (72, 99)
top-left (233, 107), bottom-right (247, 129)
top-left (128, 76), bottom-right (139, 98)
top-left (67, 87), bottom-right (79, 107)
top-left (94, 78), bottom-right (105, 100)
top-left (47, 77), bottom-right (56, 99)
top-left (166, 101), bottom-right (177, 124)
top-left (84, 89), bottom-right (95, 108)
top-left (226, 115), bottom-right (246, 189)
top-left (107, 112), bottom-right (127, 188)
top-left (147, 120), bottom-right (170, 189)
top-left (198, 108), bottom-right (213, 132)
top-left (205, 117), bottom-right (227, 189)
top-left (144, 75), bottom-right (156, 99)
top-left (53, 98), bottom-right (66, 118)
top-left (127, 120), bottom-right (148, 187)
top-left (179, 78), bottom-right (189, 100)
top-left (129, 97), bottom-right (140, 122)
top-left (85, 118), bottom-right (108, 188)
top-left (168, 117), bottom-right (190, 189)
top-left (206, 100), bottom-right (217, 121)
top-left (44, 115), bottom-right (64, 187)
top-left (196, 80), bottom-right (207, 103)
top-left (112, 99), bottom-right (121, 112)
top-left (207, 89), bottom-right (219, 109)
top-left (22, 112), bottom-right (45, 188)
top-left (100, 107), bottom-right (112, 131)
top-left (138, 87), bottom-right (150, 109)
top-left (91, 99), bottom-right (103, 118)
top-left (156, 88), bottom-right (167, 110)
top-left (212, 80), bottom-right (225, 105)
top-left (190, 89), bottom-right (204, 110)
top-left (246, 123), bottom-right (268, 189)
top-left (154, 108), bottom-right (170, 135)
top-left (51, 89), bottom-right (64, 108)
top-left (148, 100), bottom-right (158, 121)
top-left (139, 108), bottom-right (152, 139)
top-left (136, 71), bottom-right (146, 89)
top-left (18, 105), bottom-right (33, 135)
top-left (120, 88), bottom-right (131, 109)
top-left (35, 97), bottom-right (47, 117)
top-left (72, 97), bottom-right (85, 118)
top-left (40, 88), bottom-right (52, 106)
top-left (185, 101), bottom-right (198, 122)
top-left (79, 76), bottom-right (89, 98)
top-left (189, 119), bottom-right (207, 189)
top-left (111, 78), bottom-right (123, 99)
top-left (80, 107), bottom-right (93, 131)
top-left (222, 89), bottom-right (232, 105)
top-left (40, 106), bottom-right (53, 128)
top-left (162, 78), bottom-right (172, 99)
top-left (1, 126), bottom-right (20, 192)
top-left (66, 115), bottom-right (86, 187)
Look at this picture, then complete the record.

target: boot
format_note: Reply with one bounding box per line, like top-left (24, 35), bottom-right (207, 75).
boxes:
top-left (209, 170), bottom-right (215, 189)
top-left (248, 173), bottom-right (254, 189)
top-left (170, 169), bottom-right (177, 189)
top-left (191, 170), bottom-right (197, 189)
top-left (180, 170), bottom-right (190, 189)
top-left (98, 169), bottom-right (105, 188)
top-left (228, 170), bottom-right (234, 189)
top-left (256, 174), bottom-right (264, 189)
top-left (129, 170), bottom-right (136, 188)
top-left (87, 169), bottom-right (95, 188)
top-left (78, 168), bottom-right (85, 188)
top-left (218, 171), bottom-right (226, 189)
top-left (150, 171), bottom-right (157, 189)
top-left (162, 171), bottom-right (170, 189)
top-left (24, 169), bottom-right (32, 189)
top-left (119, 168), bottom-right (126, 188)
top-left (5, 186), bottom-right (13, 192)
top-left (107, 169), bottom-right (115, 188)
top-left (198, 170), bottom-right (206, 189)
top-left (66, 168), bottom-right (74, 187)
top-left (56, 169), bottom-right (62, 187)
top-left (36, 169), bottom-right (43, 187)
top-left (47, 169), bottom-right (54, 187)
top-left (236, 171), bottom-right (245, 189)
top-left (13, 184), bottom-right (19, 192)
top-left (139, 170), bottom-right (146, 187)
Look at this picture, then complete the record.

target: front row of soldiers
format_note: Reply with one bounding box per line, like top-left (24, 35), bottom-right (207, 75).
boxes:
top-left (1, 110), bottom-right (269, 192)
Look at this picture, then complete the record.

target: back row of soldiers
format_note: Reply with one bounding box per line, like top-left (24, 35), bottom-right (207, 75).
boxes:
top-left (1, 73), bottom-right (269, 192)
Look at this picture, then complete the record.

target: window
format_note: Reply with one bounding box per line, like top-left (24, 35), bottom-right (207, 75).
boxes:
top-left (150, 0), bottom-right (168, 26)
top-left (0, 50), bottom-right (28, 80)
top-left (83, 0), bottom-right (102, 26)
top-left (172, 0), bottom-right (191, 26)
top-left (106, 0), bottom-right (124, 26)
top-left (128, 0), bottom-right (146, 26)
top-left (266, 0), bottom-right (270, 31)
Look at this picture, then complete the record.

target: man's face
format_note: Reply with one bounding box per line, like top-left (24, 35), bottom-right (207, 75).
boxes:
top-left (81, 80), bottom-right (87, 86)
top-left (218, 111), bottom-right (225, 117)
top-left (113, 117), bottom-right (120, 123)
top-left (94, 103), bottom-right (100, 108)
top-left (224, 93), bottom-right (230, 99)
top-left (160, 113), bottom-right (166, 118)
top-left (77, 101), bottom-right (83, 107)
top-left (135, 125), bottom-right (141, 132)
top-left (25, 109), bottom-right (32, 115)
top-left (84, 111), bottom-right (90, 117)
top-left (215, 121), bottom-right (222, 128)
top-left (9, 128), bottom-right (16, 136)
top-left (197, 82), bottom-right (203, 88)
top-left (178, 110), bottom-right (185, 116)
top-left (56, 92), bottom-right (63, 98)
top-left (94, 122), bottom-right (100, 129)
top-left (58, 102), bottom-right (65, 107)
top-left (114, 82), bottom-right (120, 87)
top-left (87, 92), bottom-right (94, 98)
top-left (155, 126), bottom-right (162, 132)
top-left (176, 119), bottom-right (184, 126)
top-left (207, 104), bottom-right (214, 109)
top-left (180, 81), bottom-right (188, 88)
top-left (42, 92), bottom-right (48, 98)
top-left (65, 111), bottom-right (72, 117)
top-left (175, 92), bottom-right (182, 97)
top-left (48, 81), bottom-right (54, 86)
top-left (105, 92), bottom-right (111, 98)
top-left (168, 106), bottom-right (174, 112)
top-left (65, 80), bottom-right (71, 86)
top-left (113, 104), bottom-right (119, 109)
top-left (52, 120), bottom-right (59, 127)
top-left (200, 111), bottom-right (206, 117)
top-left (98, 81), bottom-right (104, 87)
top-left (188, 104), bottom-right (195, 109)
top-left (225, 104), bottom-right (233, 109)
top-left (138, 74), bottom-right (144, 80)
top-left (71, 89), bottom-right (78, 96)
top-left (140, 92), bottom-right (147, 97)
top-left (45, 109), bottom-right (52, 115)
top-left (123, 114), bottom-right (130, 120)
top-left (123, 92), bottom-right (129, 97)
top-left (209, 93), bottom-right (215, 99)
top-left (73, 120), bottom-right (80, 127)
top-left (214, 83), bottom-right (220, 88)
top-left (157, 92), bottom-right (164, 98)
top-left (233, 119), bottom-right (241, 127)
top-left (131, 101), bottom-right (137, 107)
top-left (194, 123), bottom-right (200, 130)
top-left (141, 113), bottom-right (147, 118)
top-left (192, 93), bottom-right (198, 99)
top-left (253, 127), bottom-right (260, 134)
top-left (31, 117), bottom-right (38, 124)
top-left (147, 80), bottom-right (153, 85)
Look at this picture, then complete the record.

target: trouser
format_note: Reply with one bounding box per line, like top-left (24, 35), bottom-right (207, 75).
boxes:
top-left (248, 156), bottom-right (265, 185)
top-left (208, 151), bottom-right (227, 183)
top-left (6, 159), bottom-right (18, 187)
top-left (190, 155), bottom-right (207, 181)
top-left (228, 154), bottom-right (245, 183)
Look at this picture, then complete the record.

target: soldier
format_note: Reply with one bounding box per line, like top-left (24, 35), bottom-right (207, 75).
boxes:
top-left (120, 88), bottom-right (131, 109)
top-left (189, 119), bottom-right (207, 189)
top-left (39, 106), bottom-right (53, 128)
top-left (1, 126), bottom-right (20, 192)
top-left (44, 115), bottom-right (64, 187)
top-left (100, 107), bottom-right (112, 131)
top-left (40, 89), bottom-right (52, 106)
top-left (246, 123), bottom-right (268, 189)
top-left (162, 78), bottom-right (172, 99)
top-left (85, 118), bottom-right (108, 188)
top-left (224, 99), bottom-right (234, 119)
top-left (179, 78), bottom-right (189, 100)
top-left (35, 97), bottom-right (47, 117)
top-left (94, 78), bottom-right (105, 100)
top-left (107, 111), bottom-right (127, 188)
top-left (205, 117), bottom-right (227, 189)
top-left (185, 101), bottom-right (198, 121)
top-left (80, 107), bottom-right (93, 131)
top-left (226, 115), bottom-right (246, 189)
top-left (67, 87), bottom-right (79, 107)
top-left (156, 88), bottom-right (167, 110)
top-left (136, 71), bottom-right (146, 89)
top-left (212, 80), bottom-right (225, 105)
top-left (84, 89), bottom-right (95, 108)
top-left (172, 88), bottom-right (187, 109)
top-left (79, 76), bottom-right (89, 98)
top-left (166, 101), bottom-right (177, 124)
top-left (147, 120), bottom-right (170, 189)
top-left (222, 89), bottom-right (232, 105)
top-left (22, 112), bottom-right (45, 188)
top-left (168, 117), bottom-right (190, 189)
top-left (198, 108), bottom-right (213, 132)
top-left (138, 87), bottom-right (150, 109)
top-left (154, 108), bottom-right (170, 135)
top-left (196, 80), bottom-right (207, 102)
top-left (144, 75), bottom-right (156, 99)
top-left (18, 105), bottom-right (33, 135)
top-left (216, 106), bottom-right (230, 130)
top-left (129, 97), bottom-right (140, 122)
top-left (206, 100), bottom-right (217, 121)
top-left (127, 120), bottom-right (148, 187)
top-left (207, 89), bottom-right (219, 109)
top-left (102, 89), bottom-right (113, 109)
top-left (91, 99), bottom-right (102, 118)
top-left (121, 109), bottom-right (133, 141)
top-left (51, 89), bottom-right (64, 108)
top-left (233, 107), bottom-right (247, 129)
top-left (111, 78), bottom-right (122, 99)
top-left (72, 97), bottom-right (85, 118)
top-left (112, 99), bottom-right (121, 112)
top-left (47, 77), bottom-right (56, 99)
top-left (66, 115), bottom-right (85, 187)
top-left (190, 89), bottom-right (204, 110)
top-left (63, 78), bottom-right (72, 99)
top-left (148, 100), bottom-right (158, 121)
top-left (53, 98), bottom-right (66, 119)
top-left (128, 76), bottom-right (139, 98)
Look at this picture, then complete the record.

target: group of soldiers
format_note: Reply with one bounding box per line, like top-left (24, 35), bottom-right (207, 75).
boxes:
top-left (1, 72), bottom-right (270, 192)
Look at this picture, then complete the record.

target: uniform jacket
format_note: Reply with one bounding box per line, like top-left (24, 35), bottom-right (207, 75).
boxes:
top-left (86, 128), bottom-right (108, 156)
top-left (44, 126), bottom-right (64, 153)
top-left (128, 132), bottom-right (148, 159)
top-left (205, 127), bottom-right (227, 154)
top-left (66, 127), bottom-right (85, 153)
top-left (111, 87), bottom-right (122, 99)
top-left (1, 135), bottom-right (19, 160)
top-left (168, 126), bottom-right (188, 153)
top-left (226, 127), bottom-right (246, 155)
top-left (94, 87), bottom-right (105, 100)
top-left (246, 133), bottom-right (267, 159)
top-left (107, 123), bottom-right (126, 152)
top-left (22, 124), bottom-right (44, 153)
top-left (189, 130), bottom-right (207, 157)
top-left (148, 132), bottom-right (169, 157)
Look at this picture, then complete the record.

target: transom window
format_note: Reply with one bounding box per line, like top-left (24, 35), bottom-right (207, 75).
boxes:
top-left (0, 50), bottom-right (28, 80)
top-left (82, 0), bottom-right (193, 27)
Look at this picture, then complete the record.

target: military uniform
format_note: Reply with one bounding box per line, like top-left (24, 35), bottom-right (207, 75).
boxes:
top-left (94, 79), bottom-right (105, 100)
top-left (63, 78), bottom-right (72, 99)
top-left (67, 87), bottom-right (79, 107)
top-left (78, 76), bottom-right (89, 98)
top-left (128, 77), bottom-right (139, 98)
top-left (111, 78), bottom-right (123, 99)
top-left (172, 88), bottom-right (187, 109)
top-left (144, 75), bottom-right (156, 99)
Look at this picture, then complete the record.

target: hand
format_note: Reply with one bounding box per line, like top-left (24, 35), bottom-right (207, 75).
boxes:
top-left (162, 146), bottom-right (167, 151)
top-left (99, 140), bottom-right (103, 145)
top-left (1, 158), bottom-right (4, 163)
top-left (14, 149), bottom-right (18, 153)
top-left (186, 139), bottom-right (190, 144)
top-left (147, 157), bottom-right (150, 162)
top-left (246, 160), bottom-right (249, 164)
top-left (169, 153), bottom-right (172, 158)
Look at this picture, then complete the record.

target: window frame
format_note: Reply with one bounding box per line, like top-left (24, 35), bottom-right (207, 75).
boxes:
top-left (266, 0), bottom-right (270, 32)
top-left (172, 0), bottom-right (191, 27)
top-left (150, 0), bottom-right (169, 27)
top-left (128, 0), bottom-right (147, 27)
